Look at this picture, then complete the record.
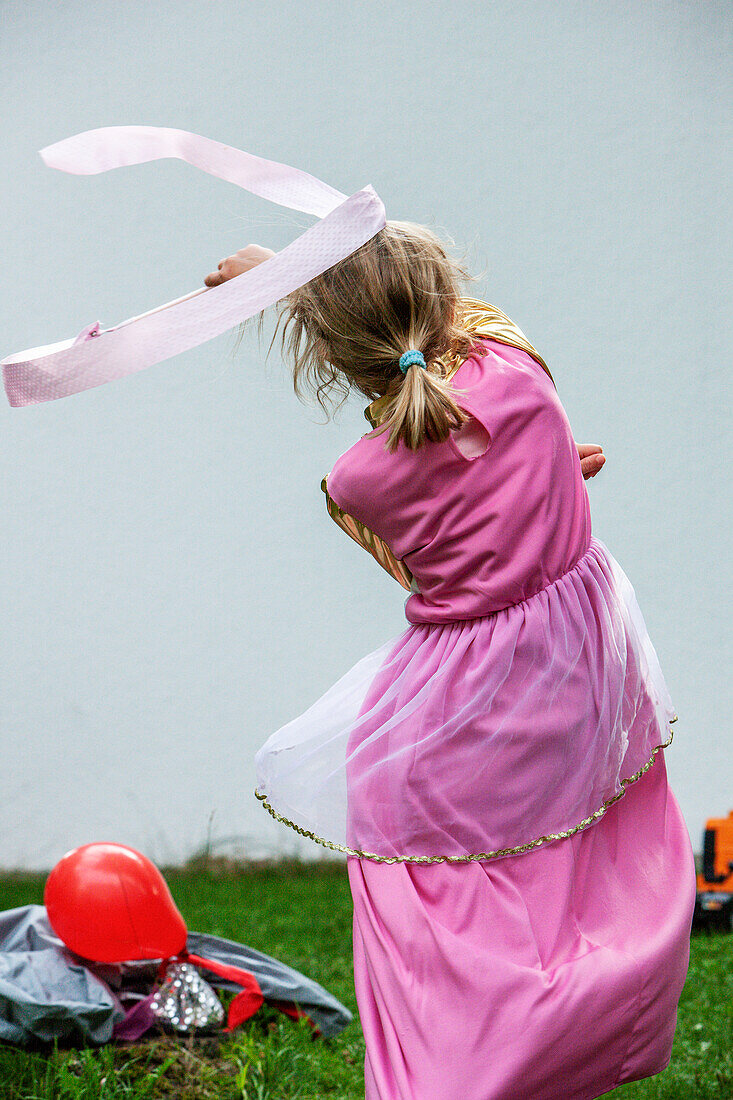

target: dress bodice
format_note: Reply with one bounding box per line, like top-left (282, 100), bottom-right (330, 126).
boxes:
top-left (324, 336), bottom-right (591, 624)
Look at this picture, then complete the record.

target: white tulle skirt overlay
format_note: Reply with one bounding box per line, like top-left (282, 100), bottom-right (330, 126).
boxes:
top-left (254, 536), bottom-right (677, 864)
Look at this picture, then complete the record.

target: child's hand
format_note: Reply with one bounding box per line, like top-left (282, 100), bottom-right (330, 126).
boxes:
top-left (576, 443), bottom-right (606, 480)
top-left (204, 244), bottom-right (276, 287)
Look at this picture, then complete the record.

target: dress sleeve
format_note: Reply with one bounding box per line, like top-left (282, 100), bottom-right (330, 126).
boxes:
top-left (321, 475), bottom-right (414, 591)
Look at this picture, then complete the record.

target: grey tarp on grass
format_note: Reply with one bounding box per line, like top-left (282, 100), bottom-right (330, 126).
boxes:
top-left (0, 905), bottom-right (352, 1047)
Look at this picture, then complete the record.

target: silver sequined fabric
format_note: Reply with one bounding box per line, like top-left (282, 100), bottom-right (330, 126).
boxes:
top-left (150, 961), bottom-right (225, 1032)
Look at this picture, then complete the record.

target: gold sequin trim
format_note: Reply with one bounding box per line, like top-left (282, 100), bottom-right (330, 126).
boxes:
top-left (254, 718), bottom-right (677, 864)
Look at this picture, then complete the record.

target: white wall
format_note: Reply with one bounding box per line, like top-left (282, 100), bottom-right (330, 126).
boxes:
top-left (0, 0), bottom-right (730, 868)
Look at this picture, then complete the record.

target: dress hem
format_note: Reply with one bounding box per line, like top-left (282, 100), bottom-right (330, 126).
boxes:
top-left (253, 717), bottom-right (677, 864)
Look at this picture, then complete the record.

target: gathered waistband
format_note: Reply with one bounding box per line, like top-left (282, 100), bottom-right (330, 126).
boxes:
top-left (407, 536), bottom-right (601, 627)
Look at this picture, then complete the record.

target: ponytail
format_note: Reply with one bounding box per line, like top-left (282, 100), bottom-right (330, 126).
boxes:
top-left (273, 220), bottom-right (487, 448)
top-left (371, 353), bottom-right (473, 453)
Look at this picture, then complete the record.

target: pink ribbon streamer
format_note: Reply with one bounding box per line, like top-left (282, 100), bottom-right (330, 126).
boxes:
top-left (2, 126), bottom-right (387, 406)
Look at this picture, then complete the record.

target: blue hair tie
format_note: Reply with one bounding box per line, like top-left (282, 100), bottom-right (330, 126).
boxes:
top-left (398, 349), bottom-right (427, 374)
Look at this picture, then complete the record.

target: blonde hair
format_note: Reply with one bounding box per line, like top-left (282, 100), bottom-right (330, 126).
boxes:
top-left (242, 221), bottom-right (485, 452)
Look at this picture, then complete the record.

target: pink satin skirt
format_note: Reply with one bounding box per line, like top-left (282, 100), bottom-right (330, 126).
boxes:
top-left (348, 749), bottom-right (695, 1100)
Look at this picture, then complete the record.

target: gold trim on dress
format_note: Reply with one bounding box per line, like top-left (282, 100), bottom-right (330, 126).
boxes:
top-left (254, 719), bottom-right (678, 864)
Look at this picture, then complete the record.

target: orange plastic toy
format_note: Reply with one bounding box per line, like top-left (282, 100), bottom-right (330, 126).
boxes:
top-left (694, 811), bottom-right (733, 931)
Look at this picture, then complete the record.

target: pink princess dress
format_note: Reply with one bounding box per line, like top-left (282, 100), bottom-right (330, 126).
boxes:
top-left (254, 303), bottom-right (696, 1100)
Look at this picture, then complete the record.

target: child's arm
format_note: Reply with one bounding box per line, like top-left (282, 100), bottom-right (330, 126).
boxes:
top-left (321, 476), bottom-right (414, 592)
top-left (203, 244), bottom-right (413, 591)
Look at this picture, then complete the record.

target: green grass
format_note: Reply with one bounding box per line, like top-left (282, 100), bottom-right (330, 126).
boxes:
top-left (0, 860), bottom-right (730, 1099)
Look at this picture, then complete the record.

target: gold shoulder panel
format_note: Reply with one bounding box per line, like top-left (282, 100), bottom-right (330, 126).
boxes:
top-left (447, 297), bottom-right (553, 381)
top-left (321, 475), bottom-right (414, 592)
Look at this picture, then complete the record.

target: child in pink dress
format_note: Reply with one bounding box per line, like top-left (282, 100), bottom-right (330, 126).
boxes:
top-left (209, 226), bottom-right (696, 1100)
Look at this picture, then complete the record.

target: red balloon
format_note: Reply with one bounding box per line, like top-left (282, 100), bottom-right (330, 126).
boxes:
top-left (44, 842), bottom-right (188, 963)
